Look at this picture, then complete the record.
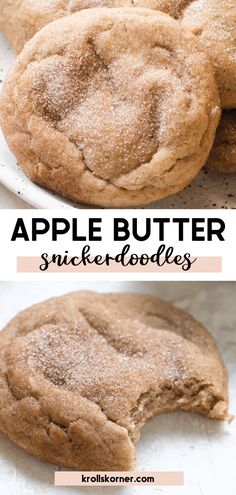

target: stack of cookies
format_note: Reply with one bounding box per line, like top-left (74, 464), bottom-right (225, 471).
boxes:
top-left (0, 1), bottom-right (235, 207)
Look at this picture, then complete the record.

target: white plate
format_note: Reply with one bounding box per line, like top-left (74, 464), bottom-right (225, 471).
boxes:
top-left (0, 281), bottom-right (235, 495)
top-left (0, 33), bottom-right (236, 209)
top-left (0, 128), bottom-right (78, 209)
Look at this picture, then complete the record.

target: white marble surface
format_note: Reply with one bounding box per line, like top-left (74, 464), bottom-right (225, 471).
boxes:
top-left (0, 282), bottom-right (235, 495)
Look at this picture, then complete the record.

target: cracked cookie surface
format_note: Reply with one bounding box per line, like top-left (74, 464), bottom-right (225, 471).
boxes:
top-left (0, 291), bottom-right (229, 470)
top-left (0, 8), bottom-right (220, 207)
top-left (207, 110), bottom-right (236, 173)
top-left (0, 1), bottom-right (235, 108)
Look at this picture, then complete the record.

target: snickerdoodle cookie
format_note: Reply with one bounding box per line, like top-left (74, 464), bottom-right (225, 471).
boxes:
top-left (207, 111), bottom-right (236, 173)
top-left (180, 0), bottom-right (236, 109)
top-left (0, 8), bottom-right (220, 207)
top-left (0, 292), bottom-right (229, 470)
top-left (0, 1), bottom-right (235, 108)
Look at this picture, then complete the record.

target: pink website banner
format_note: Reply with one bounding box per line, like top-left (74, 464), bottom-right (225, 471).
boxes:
top-left (17, 256), bottom-right (221, 273)
top-left (54, 471), bottom-right (184, 487)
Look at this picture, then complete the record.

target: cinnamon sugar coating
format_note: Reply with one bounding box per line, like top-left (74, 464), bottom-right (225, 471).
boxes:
top-left (0, 292), bottom-right (229, 470)
top-left (0, 8), bottom-right (220, 207)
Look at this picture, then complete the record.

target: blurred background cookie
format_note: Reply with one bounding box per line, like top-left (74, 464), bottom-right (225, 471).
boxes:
top-left (207, 110), bottom-right (236, 173)
top-left (180, 0), bottom-right (236, 109)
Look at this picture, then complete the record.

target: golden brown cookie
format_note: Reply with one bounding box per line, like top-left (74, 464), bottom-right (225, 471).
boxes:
top-left (0, 1), bottom-right (235, 108)
top-left (0, 292), bottom-right (229, 470)
top-left (0, 8), bottom-right (220, 207)
top-left (180, 1), bottom-right (236, 109)
top-left (207, 111), bottom-right (236, 173)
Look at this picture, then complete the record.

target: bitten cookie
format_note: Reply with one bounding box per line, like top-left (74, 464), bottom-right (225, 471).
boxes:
top-left (0, 291), bottom-right (229, 471)
top-left (0, 8), bottom-right (220, 207)
top-left (0, 1), bottom-right (235, 108)
top-left (207, 111), bottom-right (236, 173)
